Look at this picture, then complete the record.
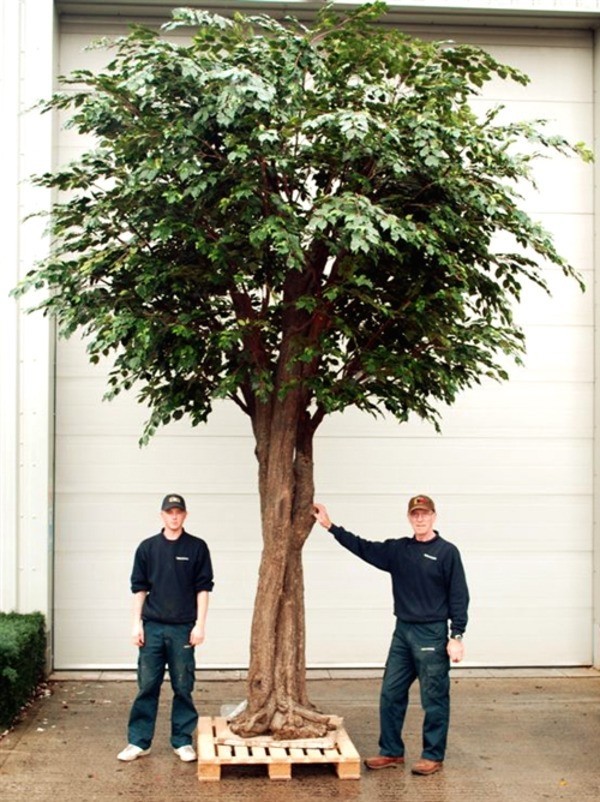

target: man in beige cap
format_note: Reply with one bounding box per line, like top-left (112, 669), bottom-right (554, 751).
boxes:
top-left (313, 494), bottom-right (469, 775)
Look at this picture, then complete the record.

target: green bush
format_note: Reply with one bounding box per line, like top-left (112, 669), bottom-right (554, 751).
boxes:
top-left (0, 612), bottom-right (46, 728)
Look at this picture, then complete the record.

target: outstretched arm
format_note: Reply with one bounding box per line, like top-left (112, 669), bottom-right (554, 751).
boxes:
top-left (313, 501), bottom-right (392, 572)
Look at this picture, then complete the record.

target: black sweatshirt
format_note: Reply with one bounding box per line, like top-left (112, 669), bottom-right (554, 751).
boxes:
top-left (130, 530), bottom-right (214, 625)
top-left (330, 525), bottom-right (469, 637)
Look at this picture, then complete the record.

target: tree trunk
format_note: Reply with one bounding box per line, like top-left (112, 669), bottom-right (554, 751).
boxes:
top-left (229, 398), bottom-right (333, 739)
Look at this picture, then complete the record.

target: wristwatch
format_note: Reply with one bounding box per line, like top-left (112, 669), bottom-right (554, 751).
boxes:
top-left (451, 634), bottom-right (463, 641)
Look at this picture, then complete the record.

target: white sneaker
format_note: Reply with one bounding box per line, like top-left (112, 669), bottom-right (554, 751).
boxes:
top-left (117, 744), bottom-right (151, 761)
top-left (174, 744), bottom-right (197, 762)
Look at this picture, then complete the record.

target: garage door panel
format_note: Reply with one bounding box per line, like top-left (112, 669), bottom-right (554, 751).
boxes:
top-left (466, 554), bottom-right (592, 608)
top-left (317, 382), bottom-right (592, 440)
top-left (315, 440), bottom-right (591, 496)
top-left (305, 609), bottom-right (395, 666)
top-left (58, 436), bottom-right (590, 497)
top-left (481, 42), bottom-right (591, 103)
top-left (57, 375), bottom-right (593, 441)
top-left (466, 607), bottom-right (592, 666)
top-left (56, 436), bottom-right (258, 494)
top-left (55, 607), bottom-right (253, 668)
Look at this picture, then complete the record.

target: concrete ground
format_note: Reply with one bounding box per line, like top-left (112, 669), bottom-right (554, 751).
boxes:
top-left (1, 668), bottom-right (599, 802)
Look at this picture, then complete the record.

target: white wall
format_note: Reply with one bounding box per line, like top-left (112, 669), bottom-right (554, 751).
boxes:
top-left (593, 29), bottom-right (600, 671)
top-left (0, 0), bottom-right (56, 626)
top-left (49, 20), bottom-right (595, 669)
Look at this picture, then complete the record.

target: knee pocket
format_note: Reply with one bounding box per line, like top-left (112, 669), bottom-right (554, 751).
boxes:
top-left (171, 652), bottom-right (195, 693)
top-left (421, 657), bottom-right (449, 699)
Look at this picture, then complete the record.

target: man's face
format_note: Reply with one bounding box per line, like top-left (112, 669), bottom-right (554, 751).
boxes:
top-left (408, 508), bottom-right (436, 538)
top-left (161, 506), bottom-right (187, 532)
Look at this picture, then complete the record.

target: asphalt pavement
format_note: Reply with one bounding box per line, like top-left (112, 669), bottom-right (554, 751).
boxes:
top-left (1, 667), bottom-right (599, 802)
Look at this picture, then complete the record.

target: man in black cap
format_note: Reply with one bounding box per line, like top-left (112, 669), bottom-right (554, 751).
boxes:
top-left (118, 494), bottom-right (214, 763)
top-left (313, 494), bottom-right (469, 776)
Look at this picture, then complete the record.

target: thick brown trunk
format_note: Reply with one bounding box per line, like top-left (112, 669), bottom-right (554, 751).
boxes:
top-left (229, 400), bottom-right (333, 739)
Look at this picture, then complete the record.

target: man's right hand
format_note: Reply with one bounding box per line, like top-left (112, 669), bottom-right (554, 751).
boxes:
top-left (313, 503), bottom-right (332, 530)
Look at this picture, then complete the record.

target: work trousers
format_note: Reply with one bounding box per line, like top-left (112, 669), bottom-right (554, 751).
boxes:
top-left (127, 621), bottom-right (197, 750)
top-left (379, 619), bottom-right (450, 761)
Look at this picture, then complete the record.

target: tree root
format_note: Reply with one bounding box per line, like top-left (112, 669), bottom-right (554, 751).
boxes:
top-left (229, 699), bottom-right (337, 740)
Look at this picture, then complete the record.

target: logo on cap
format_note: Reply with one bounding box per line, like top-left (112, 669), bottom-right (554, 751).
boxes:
top-left (407, 494), bottom-right (436, 513)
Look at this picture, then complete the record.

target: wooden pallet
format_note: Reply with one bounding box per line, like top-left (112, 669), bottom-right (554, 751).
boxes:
top-left (197, 716), bottom-right (361, 781)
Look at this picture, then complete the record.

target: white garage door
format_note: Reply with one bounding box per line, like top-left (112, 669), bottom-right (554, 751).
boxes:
top-left (54, 20), bottom-right (594, 669)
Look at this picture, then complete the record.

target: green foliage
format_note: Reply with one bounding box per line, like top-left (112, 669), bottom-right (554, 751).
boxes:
top-left (0, 612), bottom-right (46, 727)
top-left (15, 2), bottom-right (588, 440)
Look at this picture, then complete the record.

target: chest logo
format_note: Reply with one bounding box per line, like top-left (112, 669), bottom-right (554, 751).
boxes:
top-left (423, 554), bottom-right (437, 561)
top-left (175, 556), bottom-right (190, 561)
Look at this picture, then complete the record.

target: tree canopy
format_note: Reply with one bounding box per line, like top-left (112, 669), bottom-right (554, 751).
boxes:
top-left (17, 2), bottom-right (588, 445)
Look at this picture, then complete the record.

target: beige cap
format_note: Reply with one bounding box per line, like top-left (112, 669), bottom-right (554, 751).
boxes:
top-left (407, 494), bottom-right (436, 513)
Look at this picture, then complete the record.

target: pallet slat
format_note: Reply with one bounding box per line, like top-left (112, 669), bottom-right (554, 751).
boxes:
top-left (197, 717), bottom-right (361, 781)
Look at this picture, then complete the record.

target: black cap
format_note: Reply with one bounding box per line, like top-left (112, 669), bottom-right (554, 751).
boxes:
top-left (161, 494), bottom-right (186, 511)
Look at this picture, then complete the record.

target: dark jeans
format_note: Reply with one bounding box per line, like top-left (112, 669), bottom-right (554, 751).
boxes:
top-left (379, 619), bottom-right (450, 761)
top-left (127, 621), bottom-right (197, 750)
